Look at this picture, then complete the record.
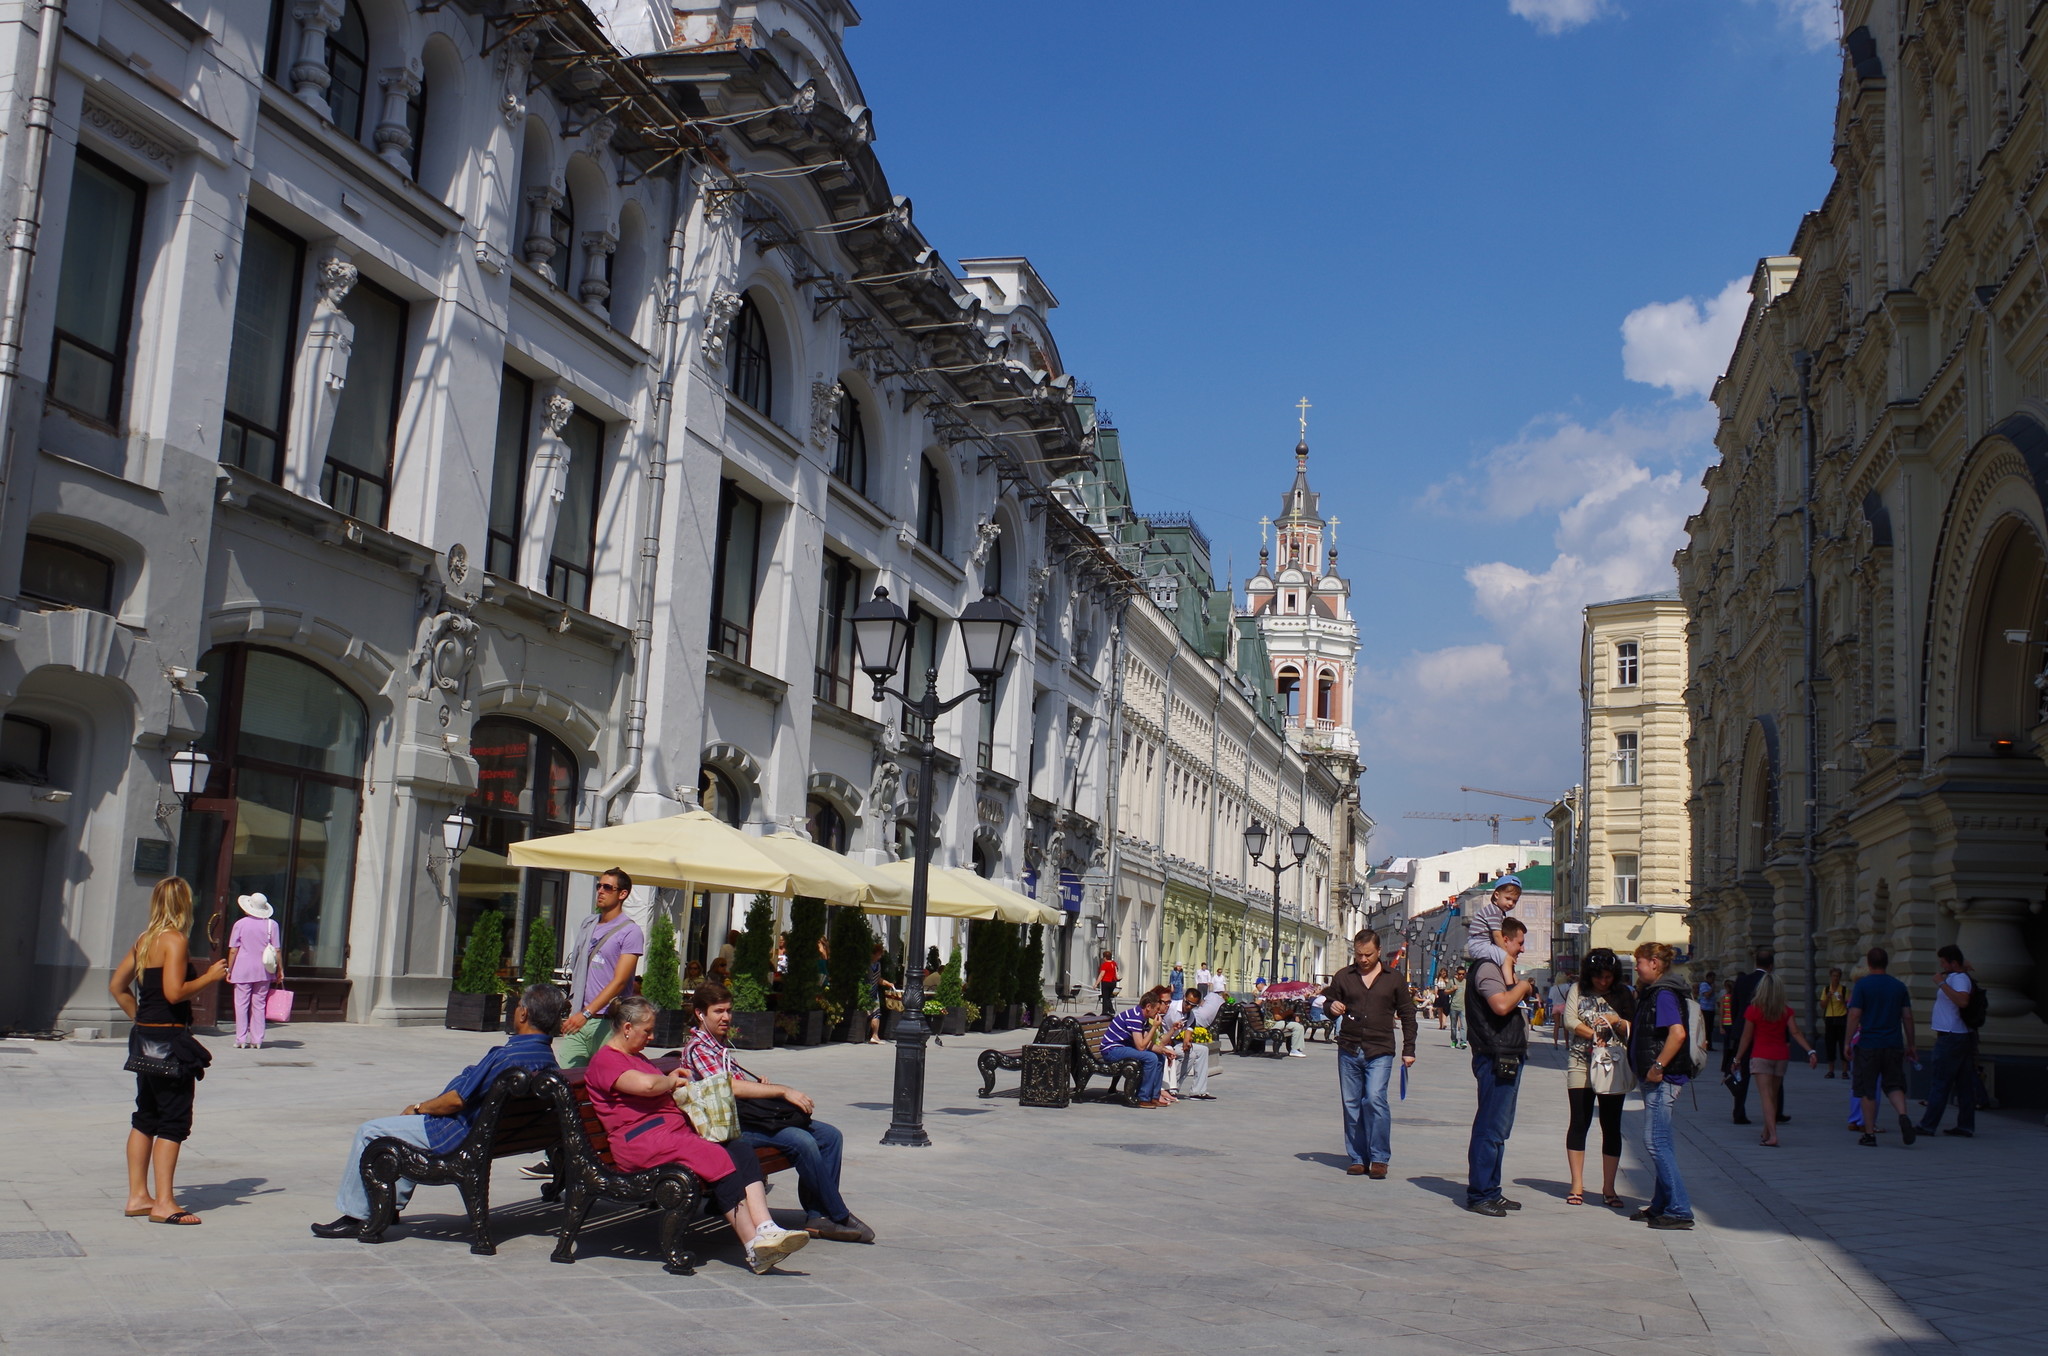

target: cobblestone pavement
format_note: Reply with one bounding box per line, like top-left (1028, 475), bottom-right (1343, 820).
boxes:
top-left (0, 1018), bottom-right (2040, 1355)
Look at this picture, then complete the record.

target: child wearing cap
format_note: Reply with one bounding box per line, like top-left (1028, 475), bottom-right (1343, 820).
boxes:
top-left (1466, 876), bottom-right (1522, 969)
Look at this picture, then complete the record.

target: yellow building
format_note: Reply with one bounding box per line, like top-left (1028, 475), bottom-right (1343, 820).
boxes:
top-left (1580, 593), bottom-right (1692, 959)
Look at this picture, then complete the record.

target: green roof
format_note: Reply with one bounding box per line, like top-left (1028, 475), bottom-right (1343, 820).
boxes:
top-left (1514, 864), bottom-right (1554, 892)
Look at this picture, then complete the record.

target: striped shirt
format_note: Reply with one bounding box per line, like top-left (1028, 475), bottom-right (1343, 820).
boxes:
top-left (1101, 1005), bottom-right (1149, 1054)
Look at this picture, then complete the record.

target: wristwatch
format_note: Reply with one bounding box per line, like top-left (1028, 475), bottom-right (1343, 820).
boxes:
top-left (1650, 1060), bottom-right (1665, 1073)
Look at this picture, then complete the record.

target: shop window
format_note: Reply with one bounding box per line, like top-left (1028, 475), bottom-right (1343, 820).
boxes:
top-left (221, 212), bottom-right (304, 482)
top-left (19, 535), bottom-right (115, 612)
top-left (48, 151), bottom-right (145, 425)
top-left (459, 716), bottom-right (577, 976)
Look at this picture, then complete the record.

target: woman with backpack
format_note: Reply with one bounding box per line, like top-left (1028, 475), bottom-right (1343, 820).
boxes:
top-left (1732, 972), bottom-right (1818, 1146)
top-left (1628, 943), bottom-right (1697, 1231)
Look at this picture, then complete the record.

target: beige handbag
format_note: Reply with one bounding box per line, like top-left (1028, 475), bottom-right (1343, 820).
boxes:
top-left (672, 1070), bottom-right (738, 1142)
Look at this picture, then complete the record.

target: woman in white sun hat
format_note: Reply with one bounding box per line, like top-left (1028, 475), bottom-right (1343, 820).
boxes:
top-left (225, 893), bottom-right (281, 1048)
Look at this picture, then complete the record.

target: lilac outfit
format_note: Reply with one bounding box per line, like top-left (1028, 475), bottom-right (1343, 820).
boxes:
top-left (581, 917), bottom-right (645, 1013)
top-left (228, 915), bottom-right (278, 1045)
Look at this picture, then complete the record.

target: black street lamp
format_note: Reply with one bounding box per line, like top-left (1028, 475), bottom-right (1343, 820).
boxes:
top-left (851, 586), bottom-right (1020, 1147)
top-left (1244, 818), bottom-right (1312, 984)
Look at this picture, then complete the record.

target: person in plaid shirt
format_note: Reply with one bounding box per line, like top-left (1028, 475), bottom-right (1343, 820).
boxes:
top-left (684, 982), bottom-right (874, 1244)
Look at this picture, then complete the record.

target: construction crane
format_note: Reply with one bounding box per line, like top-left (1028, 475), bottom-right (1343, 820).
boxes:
top-left (1402, 809), bottom-right (1538, 844)
top-left (1459, 786), bottom-right (1556, 806)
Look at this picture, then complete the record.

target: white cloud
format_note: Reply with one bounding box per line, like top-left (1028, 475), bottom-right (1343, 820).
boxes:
top-left (1750, 0), bottom-right (1840, 51)
top-left (1509, 0), bottom-right (1613, 34)
top-left (1620, 277), bottom-right (1750, 398)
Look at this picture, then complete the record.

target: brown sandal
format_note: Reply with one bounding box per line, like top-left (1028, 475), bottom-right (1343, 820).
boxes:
top-left (1565, 1192), bottom-right (1584, 1206)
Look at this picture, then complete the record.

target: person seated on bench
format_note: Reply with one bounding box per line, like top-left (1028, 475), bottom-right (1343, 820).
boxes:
top-left (684, 981), bottom-right (875, 1244)
top-left (1265, 999), bottom-right (1309, 1057)
top-left (1179, 984), bottom-right (1225, 1099)
top-left (588, 996), bottom-right (810, 1275)
top-left (1103, 986), bottom-right (1173, 1108)
top-left (312, 984), bottom-right (567, 1239)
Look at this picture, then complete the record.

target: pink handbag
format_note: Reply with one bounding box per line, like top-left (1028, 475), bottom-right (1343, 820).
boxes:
top-left (264, 987), bottom-right (293, 1023)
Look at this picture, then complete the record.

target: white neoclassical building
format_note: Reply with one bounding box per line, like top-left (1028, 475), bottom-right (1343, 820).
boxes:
top-left (0, 0), bottom-right (1128, 1031)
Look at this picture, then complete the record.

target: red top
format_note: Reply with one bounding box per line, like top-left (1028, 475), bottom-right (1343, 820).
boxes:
top-left (1098, 960), bottom-right (1118, 984)
top-left (584, 1045), bottom-right (733, 1180)
top-left (1743, 1004), bottom-right (1795, 1061)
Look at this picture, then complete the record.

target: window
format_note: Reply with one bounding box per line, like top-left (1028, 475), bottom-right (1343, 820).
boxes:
top-left (815, 550), bottom-right (860, 707)
top-left (1276, 666), bottom-right (1300, 719)
top-left (987, 537), bottom-right (1005, 598)
top-left (1438, 870), bottom-right (1451, 883)
top-left (486, 370), bottom-right (533, 578)
top-left (726, 295), bottom-right (772, 413)
top-left (402, 78), bottom-right (427, 180)
top-left (1615, 641), bottom-right (1639, 687)
top-left (184, 647), bottom-right (367, 973)
top-left (264, 0), bottom-right (291, 82)
top-left (459, 715), bottom-right (576, 977)
top-left (221, 213), bottom-right (304, 482)
top-left (550, 186), bottom-right (575, 286)
top-left (326, 0), bottom-right (369, 140)
top-left (699, 765), bottom-right (744, 827)
top-left (832, 389), bottom-right (867, 494)
top-left (322, 279), bottom-right (407, 524)
top-left (806, 795), bottom-right (846, 853)
top-left (1612, 854), bottom-right (1640, 907)
top-left (1613, 730), bottom-right (1639, 786)
top-left (900, 604), bottom-right (942, 738)
top-left (0, 715), bottom-right (52, 784)
top-left (547, 408), bottom-right (605, 609)
top-left (1315, 671), bottom-right (1335, 722)
top-left (709, 479), bottom-right (761, 663)
top-left (919, 457), bottom-right (945, 555)
top-left (48, 152), bottom-right (145, 425)
top-left (20, 536), bottom-right (115, 611)
top-left (977, 675), bottom-right (1001, 771)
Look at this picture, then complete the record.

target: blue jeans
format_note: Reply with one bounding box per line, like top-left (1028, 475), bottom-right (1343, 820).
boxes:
top-left (1919, 1032), bottom-right (1978, 1132)
top-left (1338, 1050), bottom-right (1394, 1166)
top-left (1640, 1080), bottom-right (1693, 1220)
top-left (740, 1119), bottom-right (849, 1221)
top-left (335, 1114), bottom-right (433, 1220)
top-left (1466, 1053), bottom-right (1521, 1204)
top-left (1103, 1045), bottom-right (1164, 1101)
top-left (1449, 1005), bottom-right (1467, 1045)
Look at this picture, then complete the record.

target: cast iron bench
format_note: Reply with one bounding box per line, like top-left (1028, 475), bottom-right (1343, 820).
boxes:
top-left (976, 1014), bottom-right (1076, 1097)
top-left (358, 1060), bottom-right (792, 1273)
top-left (1069, 1014), bottom-right (1145, 1105)
top-left (1234, 1005), bottom-right (1294, 1058)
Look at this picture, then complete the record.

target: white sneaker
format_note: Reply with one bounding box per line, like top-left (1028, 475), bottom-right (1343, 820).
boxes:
top-left (749, 1223), bottom-right (810, 1273)
top-left (1289, 1050), bottom-right (1308, 1058)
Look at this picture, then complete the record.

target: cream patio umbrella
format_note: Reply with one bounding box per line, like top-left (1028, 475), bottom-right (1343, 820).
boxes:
top-left (870, 860), bottom-right (1006, 920)
top-left (506, 809), bottom-right (800, 898)
top-left (941, 868), bottom-right (1065, 926)
top-left (751, 832), bottom-right (912, 912)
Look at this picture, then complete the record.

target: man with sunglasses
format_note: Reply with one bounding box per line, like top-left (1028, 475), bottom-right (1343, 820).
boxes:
top-left (559, 867), bottom-right (644, 1069)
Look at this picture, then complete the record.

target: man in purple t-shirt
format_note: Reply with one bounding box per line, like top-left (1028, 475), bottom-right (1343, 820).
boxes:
top-left (558, 867), bottom-right (644, 1068)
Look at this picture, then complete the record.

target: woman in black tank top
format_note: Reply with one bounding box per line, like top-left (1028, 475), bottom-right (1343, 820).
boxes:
top-left (109, 878), bottom-right (228, 1225)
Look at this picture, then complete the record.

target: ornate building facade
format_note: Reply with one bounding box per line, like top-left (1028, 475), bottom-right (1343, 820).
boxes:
top-left (1680, 1), bottom-right (2048, 1094)
top-left (1244, 436), bottom-right (1361, 761)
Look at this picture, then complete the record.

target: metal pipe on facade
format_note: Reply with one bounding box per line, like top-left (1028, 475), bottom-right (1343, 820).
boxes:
top-left (0, 0), bottom-right (69, 506)
top-left (1099, 594), bottom-right (1133, 976)
top-left (1202, 674), bottom-right (1224, 977)
top-left (1152, 644), bottom-right (1178, 987)
top-left (1796, 349), bottom-right (1820, 1028)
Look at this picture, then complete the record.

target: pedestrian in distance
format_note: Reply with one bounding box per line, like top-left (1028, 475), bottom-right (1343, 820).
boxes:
top-left (1547, 976), bottom-right (1571, 1048)
top-left (1432, 983), bottom-right (1451, 1031)
top-left (1463, 917), bottom-right (1532, 1217)
top-left (1820, 967), bottom-right (1850, 1079)
top-left (1322, 928), bottom-right (1417, 1180)
top-left (110, 877), bottom-right (228, 1225)
top-left (1846, 946), bottom-right (1918, 1148)
top-left (1724, 947), bottom-right (1782, 1126)
top-left (1561, 948), bottom-right (1634, 1209)
top-left (1170, 963), bottom-right (1185, 1003)
top-left (1448, 966), bottom-right (1470, 1049)
top-left (1914, 944), bottom-right (1982, 1138)
top-left (224, 891), bottom-right (281, 1049)
top-left (1096, 951), bottom-right (1119, 1016)
top-left (1629, 942), bottom-right (1698, 1230)
top-left (1731, 973), bottom-right (1818, 1147)
top-left (1697, 971), bottom-right (1717, 1050)
top-left (1717, 978), bottom-right (1737, 1067)
top-left (1101, 986), bottom-right (1173, 1108)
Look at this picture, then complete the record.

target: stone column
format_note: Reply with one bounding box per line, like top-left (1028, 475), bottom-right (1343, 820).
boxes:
top-left (282, 251), bottom-right (357, 503)
top-left (578, 230), bottom-right (616, 314)
top-left (374, 67), bottom-right (421, 175)
top-left (1950, 895), bottom-right (2042, 1023)
top-left (287, 0), bottom-right (345, 117)
top-left (523, 187), bottom-right (564, 281)
top-left (516, 392), bottom-right (575, 596)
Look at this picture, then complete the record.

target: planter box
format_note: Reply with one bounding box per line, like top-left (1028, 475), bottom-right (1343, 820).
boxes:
top-left (879, 1009), bottom-right (900, 1041)
top-left (976, 1007), bottom-right (1001, 1034)
top-left (844, 1011), bottom-right (871, 1042)
top-left (444, 992), bottom-right (503, 1032)
top-left (943, 1007), bottom-right (968, 1037)
top-left (1004, 1004), bottom-right (1024, 1030)
top-left (651, 1009), bottom-right (692, 1049)
top-left (730, 1011), bottom-right (776, 1050)
top-left (796, 1011), bottom-right (826, 1046)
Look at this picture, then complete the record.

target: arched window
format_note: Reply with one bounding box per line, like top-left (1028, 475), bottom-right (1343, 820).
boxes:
top-left (1315, 671), bottom-right (1335, 722)
top-left (326, 0), bottom-right (369, 140)
top-left (987, 536), bottom-right (1005, 598)
top-left (919, 457), bottom-right (945, 555)
top-left (700, 765), bottom-right (745, 827)
top-left (972, 840), bottom-right (997, 879)
top-left (460, 716), bottom-right (578, 977)
top-left (726, 295), bottom-right (773, 413)
top-left (832, 388), bottom-right (867, 494)
top-left (1276, 666), bottom-right (1300, 720)
top-left (806, 795), bottom-right (847, 853)
top-left (182, 647), bottom-right (367, 988)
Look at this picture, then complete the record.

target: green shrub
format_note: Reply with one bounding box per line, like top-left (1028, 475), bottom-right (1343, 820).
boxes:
top-left (454, 910), bottom-right (504, 995)
top-left (641, 909), bottom-right (682, 1011)
top-left (935, 943), bottom-right (965, 1010)
top-left (731, 893), bottom-right (775, 1013)
top-left (783, 897), bottom-right (827, 1017)
top-left (827, 905), bottom-right (874, 1018)
top-left (520, 913), bottom-right (559, 993)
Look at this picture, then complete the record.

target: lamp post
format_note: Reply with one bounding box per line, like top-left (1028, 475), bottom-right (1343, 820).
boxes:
top-left (434, 808), bottom-right (477, 900)
top-left (851, 585), bottom-right (1020, 1147)
top-left (168, 745), bottom-right (211, 807)
top-left (1244, 818), bottom-right (1312, 985)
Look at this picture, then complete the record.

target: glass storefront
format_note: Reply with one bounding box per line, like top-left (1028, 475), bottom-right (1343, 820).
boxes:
top-left (457, 716), bottom-right (576, 975)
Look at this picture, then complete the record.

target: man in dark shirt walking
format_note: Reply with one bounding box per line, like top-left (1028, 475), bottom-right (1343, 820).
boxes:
top-left (1322, 929), bottom-right (1417, 1180)
top-left (1464, 918), bottom-right (1533, 1216)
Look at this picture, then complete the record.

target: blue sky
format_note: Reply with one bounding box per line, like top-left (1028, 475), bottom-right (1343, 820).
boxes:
top-left (844, 1), bottom-right (1842, 857)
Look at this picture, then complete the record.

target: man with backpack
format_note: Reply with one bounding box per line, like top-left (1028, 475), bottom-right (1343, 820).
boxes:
top-left (1629, 942), bottom-right (1698, 1230)
top-left (1915, 944), bottom-right (1983, 1138)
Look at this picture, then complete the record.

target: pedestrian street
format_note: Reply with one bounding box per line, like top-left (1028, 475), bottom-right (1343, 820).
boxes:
top-left (0, 1018), bottom-right (2036, 1356)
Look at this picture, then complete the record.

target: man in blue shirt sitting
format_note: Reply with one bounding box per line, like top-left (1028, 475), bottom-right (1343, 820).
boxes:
top-left (312, 983), bottom-right (567, 1239)
top-left (1101, 986), bottom-right (1172, 1107)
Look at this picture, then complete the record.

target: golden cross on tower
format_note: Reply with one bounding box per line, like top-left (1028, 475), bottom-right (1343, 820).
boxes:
top-left (1295, 397), bottom-right (1312, 440)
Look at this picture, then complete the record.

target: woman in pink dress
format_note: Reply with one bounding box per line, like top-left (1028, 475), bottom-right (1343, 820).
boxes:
top-left (224, 893), bottom-right (280, 1049)
top-left (585, 996), bottom-right (810, 1273)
